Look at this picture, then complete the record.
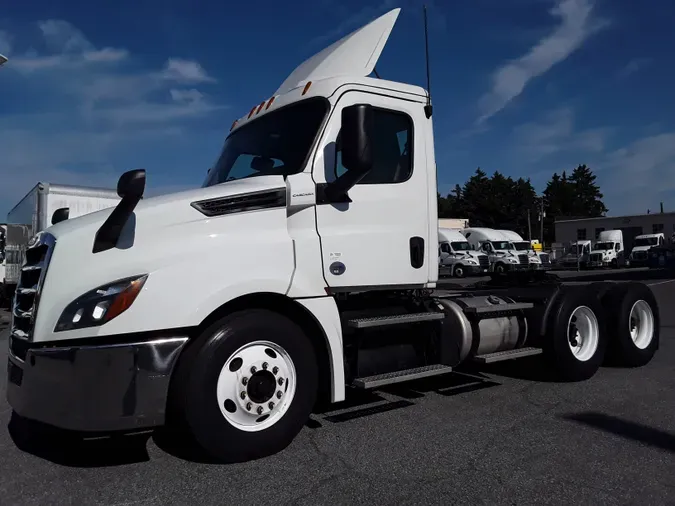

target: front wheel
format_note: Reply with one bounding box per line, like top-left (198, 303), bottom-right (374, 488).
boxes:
top-left (170, 309), bottom-right (318, 463)
top-left (494, 263), bottom-right (506, 274)
top-left (453, 264), bottom-right (465, 278)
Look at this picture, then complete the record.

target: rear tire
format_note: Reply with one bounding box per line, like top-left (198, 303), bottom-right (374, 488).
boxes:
top-left (170, 309), bottom-right (318, 463)
top-left (544, 288), bottom-right (607, 381)
top-left (602, 282), bottom-right (659, 367)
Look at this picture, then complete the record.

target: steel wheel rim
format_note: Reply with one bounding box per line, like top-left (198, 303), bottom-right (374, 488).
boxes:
top-left (216, 340), bottom-right (296, 432)
top-left (629, 300), bottom-right (654, 350)
top-left (567, 305), bottom-right (599, 362)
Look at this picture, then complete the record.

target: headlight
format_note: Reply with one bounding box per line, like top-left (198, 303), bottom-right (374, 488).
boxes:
top-left (466, 259), bottom-right (477, 265)
top-left (55, 274), bottom-right (148, 332)
top-left (507, 257), bottom-right (518, 263)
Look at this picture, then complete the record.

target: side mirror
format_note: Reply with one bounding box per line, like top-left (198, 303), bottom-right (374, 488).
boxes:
top-left (117, 169), bottom-right (146, 199)
top-left (51, 207), bottom-right (70, 225)
top-left (340, 104), bottom-right (374, 175)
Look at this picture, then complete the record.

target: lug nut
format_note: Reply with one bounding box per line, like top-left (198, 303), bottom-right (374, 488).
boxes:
top-left (268, 402), bottom-right (274, 410)
top-left (276, 391), bottom-right (282, 399)
top-left (250, 366), bottom-right (257, 374)
top-left (257, 406), bottom-right (264, 415)
top-left (272, 366), bottom-right (279, 375)
top-left (262, 362), bottom-right (268, 370)
top-left (278, 377), bottom-right (284, 386)
top-left (240, 391), bottom-right (246, 399)
top-left (242, 377), bottom-right (248, 386)
top-left (246, 402), bottom-right (252, 411)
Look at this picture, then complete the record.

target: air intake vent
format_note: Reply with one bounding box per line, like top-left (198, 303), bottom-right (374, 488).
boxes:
top-left (191, 188), bottom-right (286, 217)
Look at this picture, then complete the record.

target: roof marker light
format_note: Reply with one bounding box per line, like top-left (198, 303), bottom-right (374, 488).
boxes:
top-left (256, 101), bottom-right (265, 114)
top-left (266, 96), bottom-right (276, 109)
top-left (248, 106), bottom-right (257, 118)
top-left (230, 120), bottom-right (238, 131)
top-left (302, 82), bottom-right (312, 95)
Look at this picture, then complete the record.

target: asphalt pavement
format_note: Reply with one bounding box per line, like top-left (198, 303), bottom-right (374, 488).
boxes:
top-left (1, 270), bottom-right (674, 505)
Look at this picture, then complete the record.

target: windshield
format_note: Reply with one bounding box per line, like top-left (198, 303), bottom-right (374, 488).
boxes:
top-left (451, 241), bottom-right (472, 251)
top-left (634, 237), bottom-right (658, 247)
top-left (594, 242), bottom-right (614, 250)
top-left (203, 98), bottom-right (329, 187)
top-left (513, 241), bottom-right (530, 251)
top-left (491, 241), bottom-right (513, 250)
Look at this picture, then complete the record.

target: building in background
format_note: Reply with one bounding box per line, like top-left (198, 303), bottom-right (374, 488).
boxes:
top-left (439, 218), bottom-right (469, 229)
top-left (555, 212), bottom-right (675, 253)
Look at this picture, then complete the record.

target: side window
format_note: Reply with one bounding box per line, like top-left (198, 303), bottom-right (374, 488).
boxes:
top-left (335, 108), bottom-right (413, 184)
top-left (615, 243), bottom-right (620, 251)
top-left (440, 243), bottom-right (451, 254)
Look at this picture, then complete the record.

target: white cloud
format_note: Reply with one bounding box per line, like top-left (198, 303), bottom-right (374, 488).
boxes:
top-left (162, 58), bottom-right (215, 83)
top-left (0, 19), bottom-right (224, 218)
top-left (512, 107), bottom-right (611, 162)
top-left (477, 0), bottom-right (608, 124)
top-left (616, 57), bottom-right (652, 79)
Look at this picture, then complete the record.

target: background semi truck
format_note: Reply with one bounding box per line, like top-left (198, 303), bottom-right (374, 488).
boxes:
top-left (438, 227), bottom-right (489, 277)
top-left (629, 233), bottom-right (665, 267)
top-left (588, 230), bottom-right (624, 268)
top-left (498, 229), bottom-right (551, 270)
top-left (460, 227), bottom-right (529, 273)
top-left (4, 183), bottom-right (120, 300)
top-left (7, 8), bottom-right (660, 464)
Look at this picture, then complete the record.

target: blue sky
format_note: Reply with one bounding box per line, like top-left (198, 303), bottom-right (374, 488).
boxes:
top-left (1, 0), bottom-right (674, 219)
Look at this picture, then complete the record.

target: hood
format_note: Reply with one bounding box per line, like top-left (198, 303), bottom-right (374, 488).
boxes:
top-left (275, 8), bottom-right (400, 95)
top-left (46, 175), bottom-right (287, 240)
top-left (631, 245), bottom-right (652, 252)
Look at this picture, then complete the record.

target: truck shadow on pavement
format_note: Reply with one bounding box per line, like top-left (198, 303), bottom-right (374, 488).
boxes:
top-left (560, 412), bottom-right (675, 454)
top-left (7, 412), bottom-right (152, 467)
top-left (561, 268), bottom-right (675, 283)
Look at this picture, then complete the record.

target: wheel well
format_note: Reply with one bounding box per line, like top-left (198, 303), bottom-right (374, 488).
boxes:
top-left (191, 292), bottom-right (334, 406)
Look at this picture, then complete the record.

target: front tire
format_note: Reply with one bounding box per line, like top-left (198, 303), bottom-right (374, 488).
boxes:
top-left (494, 263), bottom-right (506, 274)
top-left (171, 309), bottom-right (318, 463)
top-left (544, 288), bottom-right (607, 381)
top-left (453, 264), bottom-right (465, 278)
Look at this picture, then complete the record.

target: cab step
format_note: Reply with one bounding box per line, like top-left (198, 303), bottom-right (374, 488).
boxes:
top-left (473, 346), bottom-right (543, 364)
top-left (346, 312), bottom-right (444, 329)
top-left (352, 364), bottom-right (453, 389)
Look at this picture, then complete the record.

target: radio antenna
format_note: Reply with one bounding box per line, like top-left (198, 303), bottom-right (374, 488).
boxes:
top-left (423, 4), bottom-right (433, 118)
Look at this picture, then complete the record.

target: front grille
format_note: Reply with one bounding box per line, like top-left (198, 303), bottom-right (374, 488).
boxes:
top-left (518, 254), bottom-right (528, 265)
top-left (633, 251), bottom-right (647, 261)
top-left (539, 253), bottom-right (550, 264)
top-left (590, 253), bottom-right (603, 263)
top-left (478, 255), bottom-right (489, 268)
top-left (10, 232), bottom-right (56, 344)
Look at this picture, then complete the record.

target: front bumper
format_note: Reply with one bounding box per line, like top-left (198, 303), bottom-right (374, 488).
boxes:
top-left (7, 333), bottom-right (189, 432)
top-left (464, 265), bottom-right (489, 275)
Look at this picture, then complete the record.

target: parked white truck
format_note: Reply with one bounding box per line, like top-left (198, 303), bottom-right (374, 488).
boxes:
top-left (560, 240), bottom-right (592, 269)
top-left (7, 8), bottom-right (660, 463)
top-left (498, 230), bottom-right (551, 270)
top-left (629, 233), bottom-right (665, 267)
top-left (460, 227), bottom-right (529, 273)
top-left (588, 230), bottom-right (624, 268)
top-left (4, 183), bottom-right (121, 301)
top-left (438, 228), bottom-right (489, 277)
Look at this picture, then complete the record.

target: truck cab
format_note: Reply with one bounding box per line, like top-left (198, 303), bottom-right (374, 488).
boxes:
top-left (6, 7), bottom-right (659, 464)
top-left (460, 227), bottom-right (529, 273)
top-left (589, 230), bottom-right (624, 268)
top-left (560, 240), bottom-right (592, 269)
top-left (498, 230), bottom-right (551, 270)
top-left (629, 233), bottom-right (665, 267)
top-left (438, 227), bottom-right (489, 277)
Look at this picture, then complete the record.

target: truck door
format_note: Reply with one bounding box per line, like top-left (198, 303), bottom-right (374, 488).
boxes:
top-left (312, 90), bottom-right (431, 289)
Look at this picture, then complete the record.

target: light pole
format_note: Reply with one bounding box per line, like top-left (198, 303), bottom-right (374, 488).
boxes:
top-left (0, 54), bottom-right (7, 66)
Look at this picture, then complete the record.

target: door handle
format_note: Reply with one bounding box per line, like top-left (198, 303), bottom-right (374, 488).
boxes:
top-left (410, 237), bottom-right (425, 269)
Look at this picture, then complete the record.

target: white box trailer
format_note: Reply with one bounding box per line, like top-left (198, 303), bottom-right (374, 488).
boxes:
top-left (4, 183), bottom-right (120, 296)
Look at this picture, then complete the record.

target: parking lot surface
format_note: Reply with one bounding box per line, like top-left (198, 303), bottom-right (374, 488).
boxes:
top-left (1, 270), bottom-right (674, 505)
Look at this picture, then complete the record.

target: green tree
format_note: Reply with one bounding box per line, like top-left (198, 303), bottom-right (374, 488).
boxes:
top-left (569, 164), bottom-right (608, 217)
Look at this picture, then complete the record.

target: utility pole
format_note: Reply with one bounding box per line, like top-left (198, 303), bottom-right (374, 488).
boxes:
top-left (527, 209), bottom-right (532, 241)
top-left (538, 198), bottom-right (546, 245)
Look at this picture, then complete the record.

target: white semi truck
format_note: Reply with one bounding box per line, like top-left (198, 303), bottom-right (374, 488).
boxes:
top-left (438, 228), bottom-right (489, 277)
top-left (588, 230), bottom-right (624, 268)
top-left (498, 230), bottom-right (551, 270)
top-left (560, 240), bottom-right (592, 269)
top-left (460, 227), bottom-right (529, 273)
top-left (629, 233), bottom-right (665, 267)
top-left (4, 183), bottom-right (121, 301)
top-left (7, 8), bottom-right (660, 463)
